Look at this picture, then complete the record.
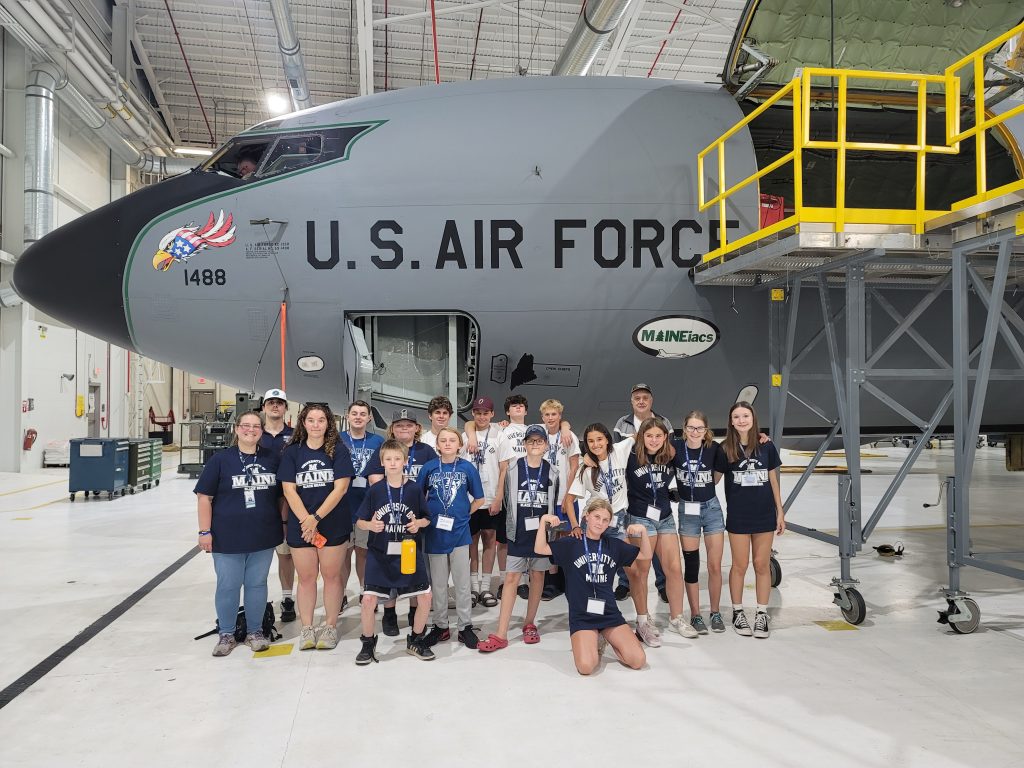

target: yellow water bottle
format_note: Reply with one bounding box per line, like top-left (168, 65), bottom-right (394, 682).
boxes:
top-left (401, 538), bottom-right (417, 574)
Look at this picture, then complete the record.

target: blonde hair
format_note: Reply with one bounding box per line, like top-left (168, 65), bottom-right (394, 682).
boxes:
top-left (539, 399), bottom-right (564, 413)
top-left (584, 497), bottom-right (614, 520)
top-left (435, 426), bottom-right (463, 446)
top-left (386, 419), bottom-right (423, 443)
top-left (682, 410), bottom-right (715, 447)
top-left (379, 438), bottom-right (409, 461)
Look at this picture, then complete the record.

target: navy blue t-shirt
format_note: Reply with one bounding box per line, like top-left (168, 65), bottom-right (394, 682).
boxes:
top-left (672, 439), bottom-right (723, 503)
top-left (718, 441), bottom-right (783, 534)
top-left (341, 431), bottom-right (385, 522)
top-left (549, 534), bottom-right (639, 633)
top-left (194, 447), bottom-right (283, 554)
top-left (258, 425), bottom-right (294, 455)
top-left (278, 441), bottom-right (356, 545)
top-left (356, 479), bottom-right (429, 554)
top-left (625, 451), bottom-right (675, 521)
top-left (365, 441), bottom-right (438, 482)
top-left (418, 457), bottom-right (484, 554)
top-left (508, 459), bottom-right (554, 557)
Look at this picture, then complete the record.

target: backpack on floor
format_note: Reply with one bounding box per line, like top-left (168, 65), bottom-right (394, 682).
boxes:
top-left (194, 602), bottom-right (282, 642)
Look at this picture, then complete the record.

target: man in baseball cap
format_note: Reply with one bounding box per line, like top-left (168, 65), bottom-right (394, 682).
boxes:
top-left (471, 396), bottom-right (494, 412)
top-left (259, 387), bottom-right (296, 622)
top-left (392, 408), bottom-right (418, 423)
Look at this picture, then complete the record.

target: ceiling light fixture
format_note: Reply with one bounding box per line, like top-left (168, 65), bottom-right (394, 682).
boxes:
top-left (945, 0), bottom-right (963, 7)
top-left (174, 147), bottom-right (214, 157)
top-left (266, 93), bottom-right (290, 116)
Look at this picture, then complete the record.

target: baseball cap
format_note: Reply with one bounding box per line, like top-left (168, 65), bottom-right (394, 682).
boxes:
top-left (471, 396), bottom-right (494, 412)
top-left (263, 388), bottom-right (287, 403)
top-left (523, 424), bottom-right (548, 442)
top-left (392, 408), bottom-right (418, 424)
top-left (630, 383), bottom-right (653, 395)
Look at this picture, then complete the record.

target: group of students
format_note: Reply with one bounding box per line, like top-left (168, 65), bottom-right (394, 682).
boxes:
top-left (195, 383), bottom-right (785, 675)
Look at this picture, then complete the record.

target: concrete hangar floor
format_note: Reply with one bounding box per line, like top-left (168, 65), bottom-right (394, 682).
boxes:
top-left (0, 445), bottom-right (1020, 767)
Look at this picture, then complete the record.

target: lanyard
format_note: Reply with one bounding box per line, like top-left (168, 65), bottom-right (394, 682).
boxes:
top-left (475, 426), bottom-right (491, 464)
top-left (739, 442), bottom-right (756, 466)
top-left (598, 454), bottom-right (616, 500)
top-left (238, 449), bottom-right (257, 487)
top-left (523, 460), bottom-right (542, 511)
top-left (405, 444), bottom-right (416, 477)
top-left (345, 433), bottom-right (367, 471)
top-left (434, 460), bottom-right (458, 515)
top-left (683, 443), bottom-right (704, 495)
top-left (582, 535), bottom-right (603, 599)
top-left (548, 433), bottom-right (560, 466)
top-left (385, 482), bottom-right (405, 540)
top-left (647, 463), bottom-right (660, 503)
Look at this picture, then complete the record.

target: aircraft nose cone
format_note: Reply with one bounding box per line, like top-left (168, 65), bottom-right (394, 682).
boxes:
top-left (12, 169), bottom-right (240, 351)
top-left (13, 202), bottom-right (137, 350)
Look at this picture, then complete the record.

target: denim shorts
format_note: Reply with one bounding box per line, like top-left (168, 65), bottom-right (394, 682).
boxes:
top-left (677, 497), bottom-right (726, 537)
top-left (626, 513), bottom-right (677, 536)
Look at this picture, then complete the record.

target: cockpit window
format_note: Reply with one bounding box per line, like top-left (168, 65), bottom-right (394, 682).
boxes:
top-left (200, 124), bottom-right (378, 181)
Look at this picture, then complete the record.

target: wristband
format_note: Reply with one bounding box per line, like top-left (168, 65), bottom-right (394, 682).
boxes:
top-left (198, 530), bottom-right (211, 536)
top-left (572, 526), bottom-right (582, 531)
top-left (312, 512), bottom-right (323, 522)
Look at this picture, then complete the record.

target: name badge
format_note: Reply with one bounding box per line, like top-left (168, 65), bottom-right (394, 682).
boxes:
top-left (524, 516), bottom-right (540, 531)
top-left (437, 515), bottom-right (455, 531)
top-left (646, 504), bottom-right (661, 521)
top-left (586, 598), bottom-right (605, 615)
top-left (352, 476), bottom-right (368, 488)
top-left (684, 502), bottom-right (701, 516)
top-left (387, 541), bottom-right (403, 555)
top-left (741, 471), bottom-right (759, 487)
top-left (244, 488), bottom-right (256, 509)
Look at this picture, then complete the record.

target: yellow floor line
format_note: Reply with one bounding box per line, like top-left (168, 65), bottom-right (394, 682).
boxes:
top-left (0, 478), bottom-right (65, 497)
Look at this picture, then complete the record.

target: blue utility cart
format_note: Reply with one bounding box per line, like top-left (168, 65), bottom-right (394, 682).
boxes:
top-left (69, 438), bottom-right (130, 500)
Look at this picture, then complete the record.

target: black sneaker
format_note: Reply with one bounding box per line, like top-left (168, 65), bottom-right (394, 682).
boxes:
top-left (406, 632), bottom-right (436, 661)
top-left (382, 607), bottom-right (399, 637)
top-left (422, 626), bottom-right (450, 647)
top-left (517, 584), bottom-right (530, 599)
top-left (355, 634), bottom-right (378, 665)
top-left (658, 587), bottom-right (668, 604)
top-left (613, 584), bottom-right (630, 601)
top-left (541, 584), bottom-right (563, 601)
top-left (753, 611), bottom-right (770, 639)
top-left (458, 626), bottom-right (480, 649)
top-left (280, 597), bottom-right (296, 622)
top-left (732, 609), bottom-right (753, 637)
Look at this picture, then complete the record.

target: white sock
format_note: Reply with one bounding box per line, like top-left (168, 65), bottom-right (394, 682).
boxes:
top-left (756, 604), bottom-right (768, 614)
top-left (472, 575), bottom-right (481, 592)
top-left (282, 590), bottom-right (292, 600)
top-left (732, 603), bottom-right (743, 612)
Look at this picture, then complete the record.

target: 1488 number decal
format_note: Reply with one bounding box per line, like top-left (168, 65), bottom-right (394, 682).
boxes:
top-left (184, 268), bottom-right (226, 286)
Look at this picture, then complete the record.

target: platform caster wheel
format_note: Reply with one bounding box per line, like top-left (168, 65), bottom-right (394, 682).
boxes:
top-left (69, 493), bottom-right (75, 501)
top-left (769, 556), bottom-right (782, 588)
top-left (948, 598), bottom-right (981, 635)
top-left (128, 487), bottom-right (135, 495)
top-left (839, 588), bottom-right (866, 625)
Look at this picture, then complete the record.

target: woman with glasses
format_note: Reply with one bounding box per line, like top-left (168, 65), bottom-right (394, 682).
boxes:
top-left (673, 411), bottom-right (727, 636)
top-left (194, 410), bottom-right (284, 657)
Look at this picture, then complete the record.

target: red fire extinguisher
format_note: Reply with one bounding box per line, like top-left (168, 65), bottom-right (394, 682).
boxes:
top-left (23, 429), bottom-right (38, 451)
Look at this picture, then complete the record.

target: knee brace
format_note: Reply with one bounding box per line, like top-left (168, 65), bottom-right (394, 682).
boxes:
top-left (683, 549), bottom-right (701, 584)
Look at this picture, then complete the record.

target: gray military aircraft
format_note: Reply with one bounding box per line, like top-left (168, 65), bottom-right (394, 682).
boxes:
top-left (11, 75), bottom-right (1023, 435)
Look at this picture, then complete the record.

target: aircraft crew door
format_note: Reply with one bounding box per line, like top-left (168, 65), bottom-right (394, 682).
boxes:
top-left (342, 319), bottom-right (375, 415)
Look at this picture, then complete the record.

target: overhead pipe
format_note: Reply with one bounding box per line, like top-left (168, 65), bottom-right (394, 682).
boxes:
top-left (267, 0), bottom-right (314, 110)
top-left (24, 64), bottom-right (60, 249)
top-left (551, 0), bottom-right (637, 76)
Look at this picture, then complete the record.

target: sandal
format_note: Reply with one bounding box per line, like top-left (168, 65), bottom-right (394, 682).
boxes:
top-left (471, 590), bottom-right (480, 607)
top-left (477, 633), bottom-right (509, 653)
top-left (479, 590), bottom-right (498, 608)
top-left (522, 623), bottom-right (540, 644)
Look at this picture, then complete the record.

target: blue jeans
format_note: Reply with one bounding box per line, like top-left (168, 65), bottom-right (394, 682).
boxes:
top-left (212, 548), bottom-right (275, 634)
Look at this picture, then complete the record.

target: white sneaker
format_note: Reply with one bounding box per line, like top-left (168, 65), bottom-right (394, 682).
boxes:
top-left (299, 625), bottom-right (317, 650)
top-left (669, 615), bottom-right (699, 638)
top-left (635, 615), bottom-right (662, 648)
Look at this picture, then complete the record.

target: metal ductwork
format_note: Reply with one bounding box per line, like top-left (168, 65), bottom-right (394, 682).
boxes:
top-left (268, 0), bottom-right (314, 111)
top-left (551, 0), bottom-right (637, 76)
top-left (24, 64), bottom-right (61, 248)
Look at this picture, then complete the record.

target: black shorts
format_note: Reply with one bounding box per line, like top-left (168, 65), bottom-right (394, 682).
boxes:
top-left (470, 505), bottom-right (504, 539)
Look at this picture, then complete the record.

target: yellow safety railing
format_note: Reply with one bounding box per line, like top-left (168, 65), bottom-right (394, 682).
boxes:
top-left (945, 20), bottom-right (1024, 211)
top-left (697, 19), bottom-right (1024, 263)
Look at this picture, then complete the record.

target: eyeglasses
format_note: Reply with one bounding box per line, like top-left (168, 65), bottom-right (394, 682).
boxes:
top-left (238, 424), bottom-right (263, 432)
top-left (685, 426), bottom-right (707, 433)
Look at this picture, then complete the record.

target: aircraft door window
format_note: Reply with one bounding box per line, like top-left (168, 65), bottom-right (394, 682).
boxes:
top-left (257, 133), bottom-right (325, 177)
top-left (351, 313), bottom-right (479, 412)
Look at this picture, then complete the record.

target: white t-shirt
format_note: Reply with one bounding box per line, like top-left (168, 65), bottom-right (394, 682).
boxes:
top-left (497, 423), bottom-right (528, 464)
top-left (420, 430), bottom-right (440, 449)
top-left (545, 429), bottom-right (581, 504)
top-left (460, 424), bottom-right (501, 502)
top-left (568, 437), bottom-right (634, 512)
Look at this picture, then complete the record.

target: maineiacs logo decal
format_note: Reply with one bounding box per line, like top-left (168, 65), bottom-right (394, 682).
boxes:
top-left (632, 316), bottom-right (720, 359)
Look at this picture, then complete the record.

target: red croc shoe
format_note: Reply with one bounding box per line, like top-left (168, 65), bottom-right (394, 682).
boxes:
top-left (477, 634), bottom-right (509, 653)
top-left (522, 623), bottom-right (540, 644)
